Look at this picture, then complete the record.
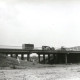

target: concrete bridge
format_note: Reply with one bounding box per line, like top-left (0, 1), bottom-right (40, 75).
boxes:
top-left (0, 48), bottom-right (80, 64)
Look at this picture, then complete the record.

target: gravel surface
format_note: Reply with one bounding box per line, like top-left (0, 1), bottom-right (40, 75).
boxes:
top-left (0, 64), bottom-right (80, 80)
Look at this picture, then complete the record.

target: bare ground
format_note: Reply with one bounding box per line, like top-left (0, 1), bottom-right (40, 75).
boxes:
top-left (1, 64), bottom-right (80, 80)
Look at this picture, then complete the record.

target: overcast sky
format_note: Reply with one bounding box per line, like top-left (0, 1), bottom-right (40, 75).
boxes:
top-left (0, 0), bottom-right (80, 48)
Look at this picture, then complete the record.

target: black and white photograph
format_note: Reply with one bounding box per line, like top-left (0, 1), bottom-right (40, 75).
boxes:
top-left (0, 0), bottom-right (80, 80)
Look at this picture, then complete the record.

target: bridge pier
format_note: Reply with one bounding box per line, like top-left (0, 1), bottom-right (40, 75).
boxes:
top-left (52, 54), bottom-right (55, 63)
top-left (38, 54), bottom-right (40, 63)
top-left (54, 54), bottom-right (57, 64)
top-left (27, 53), bottom-right (30, 61)
top-left (48, 54), bottom-right (50, 63)
top-left (43, 54), bottom-right (45, 64)
top-left (6, 53), bottom-right (8, 56)
top-left (21, 54), bottom-right (24, 60)
top-left (65, 53), bottom-right (67, 64)
top-left (53, 54), bottom-right (55, 64)
top-left (10, 54), bottom-right (13, 57)
top-left (15, 54), bottom-right (18, 59)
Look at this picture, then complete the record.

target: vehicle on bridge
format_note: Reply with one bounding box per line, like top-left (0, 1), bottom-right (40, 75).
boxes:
top-left (22, 44), bottom-right (34, 50)
top-left (42, 46), bottom-right (55, 51)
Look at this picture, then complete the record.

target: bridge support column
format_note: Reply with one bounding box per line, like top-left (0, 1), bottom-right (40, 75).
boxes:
top-left (43, 54), bottom-right (45, 64)
top-left (65, 54), bottom-right (67, 64)
top-left (11, 54), bottom-right (13, 57)
top-left (21, 54), bottom-right (24, 60)
top-left (15, 54), bottom-right (18, 59)
top-left (27, 54), bottom-right (30, 61)
top-left (38, 54), bottom-right (40, 63)
top-left (6, 53), bottom-right (8, 56)
top-left (48, 54), bottom-right (50, 64)
top-left (53, 54), bottom-right (55, 64)
top-left (54, 54), bottom-right (57, 64)
top-left (52, 54), bottom-right (55, 63)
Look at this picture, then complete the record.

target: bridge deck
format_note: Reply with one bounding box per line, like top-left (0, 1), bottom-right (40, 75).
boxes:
top-left (0, 48), bottom-right (80, 54)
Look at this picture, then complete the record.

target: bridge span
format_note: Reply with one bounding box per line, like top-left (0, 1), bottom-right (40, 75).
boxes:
top-left (0, 48), bottom-right (80, 64)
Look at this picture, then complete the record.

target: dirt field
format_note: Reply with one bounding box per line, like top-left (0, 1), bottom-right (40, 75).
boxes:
top-left (1, 64), bottom-right (80, 80)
